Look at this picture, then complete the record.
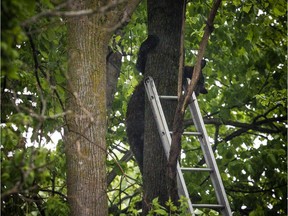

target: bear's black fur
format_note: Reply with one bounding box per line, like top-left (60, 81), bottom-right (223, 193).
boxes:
top-left (126, 35), bottom-right (208, 173)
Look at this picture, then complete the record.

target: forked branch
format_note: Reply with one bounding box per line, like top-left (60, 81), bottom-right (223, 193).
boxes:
top-left (167, 0), bottom-right (222, 204)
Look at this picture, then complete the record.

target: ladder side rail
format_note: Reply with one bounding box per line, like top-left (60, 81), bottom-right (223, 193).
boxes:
top-left (144, 77), bottom-right (195, 215)
top-left (144, 77), bottom-right (172, 158)
top-left (188, 92), bottom-right (232, 216)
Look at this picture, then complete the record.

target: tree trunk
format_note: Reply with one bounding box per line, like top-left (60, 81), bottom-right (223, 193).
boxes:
top-left (142, 0), bottom-right (185, 213)
top-left (65, 1), bottom-right (140, 215)
top-left (66, 4), bottom-right (109, 216)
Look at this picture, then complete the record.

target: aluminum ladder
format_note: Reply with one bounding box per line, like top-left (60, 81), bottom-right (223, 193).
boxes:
top-left (144, 76), bottom-right (232, 216)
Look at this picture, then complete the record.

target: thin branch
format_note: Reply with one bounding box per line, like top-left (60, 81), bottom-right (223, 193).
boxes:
top-left (177, 2), bottom-right (186, 98)
top-left (184, 116), bottom-right (286, 135)
top-left (21, 0), bottom-right (128, 27)
top-left (227, 184), bottom-right (286, 194)
top-left (39, 189), bottom-right (67, 199)
top-left (253, 103), bottom-right (283, 123)
top-left (107, 151), bottom-right (133, 185)
top-left (24, 27), bottom-right (44, 109)
top-left (168, 0), bottom-right (222, 203)
top-left (211, 124), bottom-right (220, 153)
top-left (24, 27), bottom-right (48, 143)
top-left (181, 0), bottom-right (222, 112)
top-left (1, 182), bottom-right (22, 199)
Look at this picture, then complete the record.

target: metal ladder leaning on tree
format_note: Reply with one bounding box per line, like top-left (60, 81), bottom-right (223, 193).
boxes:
top-left (144, 76), bottom-right (232, 216)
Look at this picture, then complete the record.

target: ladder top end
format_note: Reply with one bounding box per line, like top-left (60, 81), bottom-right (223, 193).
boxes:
top-left (144, 76), bottom-right (154, 84)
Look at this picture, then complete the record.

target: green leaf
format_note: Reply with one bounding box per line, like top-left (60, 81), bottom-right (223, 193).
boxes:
top-left (154, 209), bottom-right (168, 215)
top-left (273, 6), bottom-right (286, 16)
top-left (225, 148), bottom-right (234, 160)
top-left (242, 4), bottom-right (252, 13)
top-left (249, 206), bottom-right (265, 216)
top-left (115, 35), bottom-right (122, 43)
top-left (267, 153), bottom-right (277, 165)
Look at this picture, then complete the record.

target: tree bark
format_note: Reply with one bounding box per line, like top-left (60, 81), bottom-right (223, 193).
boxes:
top-left (65, 0), bottom-right (140, 215)
top-left (66, 3), bottom-right (109, 215)
top-left (142, 0), bottom-right (185, 213)
top-left (106, 48), bottom-right (122, 112)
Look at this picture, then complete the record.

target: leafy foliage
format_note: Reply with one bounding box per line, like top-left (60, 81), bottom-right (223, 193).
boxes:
top-left (1, 0), bottom-right (286, 215)
top-left (1, 0), bottom-right (68, 215)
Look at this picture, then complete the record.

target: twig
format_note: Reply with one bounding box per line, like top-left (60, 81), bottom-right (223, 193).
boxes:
top-left (177, 2), bottom-right (186, 98)
top-left (24, 27), bottom-right (47, 143)
top-left (21, 0), bottom-right (128, 27)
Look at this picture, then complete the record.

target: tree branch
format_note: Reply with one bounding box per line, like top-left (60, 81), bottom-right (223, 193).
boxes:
top-left (184, 115), bottom-right (286, 134)
top-left (177, 2), bottom-right (186, 98)
top-left (181, 0), bottom-right (222, 112)
top-left (107, 151), bottom-right (133, 185)
top-left (167, 0), bottom-right (222, 204)
top-left (227, 184), bottom-right (286, 194)
top-left (40, 189), bottom-right (68, 199)
top-left (21, 0), bottom-right (128, 27)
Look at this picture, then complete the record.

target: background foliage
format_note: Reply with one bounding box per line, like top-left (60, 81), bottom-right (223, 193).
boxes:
top-left (1, 0), bottom-right (286, 215)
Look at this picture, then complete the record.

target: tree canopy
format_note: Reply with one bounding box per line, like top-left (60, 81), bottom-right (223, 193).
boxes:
top-left (1, 0), bottom-right (287, 215)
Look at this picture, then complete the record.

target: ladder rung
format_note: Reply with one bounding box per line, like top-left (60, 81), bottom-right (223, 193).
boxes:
top-left (181, 167), bottom-right (213, 172)
top-left (159, 95), bottom-right (178, 100)
top-left (144, 77), bottom-right (232, 215)
top-left (169, 131), bottom-right (202, 136)
top-left (192, 204), bottom-right (225, 209)
top-left (183, 131), bottom-right (202, 136)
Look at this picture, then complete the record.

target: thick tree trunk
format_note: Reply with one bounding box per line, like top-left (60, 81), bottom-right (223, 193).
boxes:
top-left (142, 0), bottom-right (185, 213)
top-left (66, 3), bottom-right (109, 216)
top-left (65, 0), bottom-right (140, 215)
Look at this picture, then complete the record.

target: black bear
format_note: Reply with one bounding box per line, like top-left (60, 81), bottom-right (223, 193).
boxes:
top-left (126, 35), bottom-right (208, 174)
top-left (183, 59), bottom-right (208, 96)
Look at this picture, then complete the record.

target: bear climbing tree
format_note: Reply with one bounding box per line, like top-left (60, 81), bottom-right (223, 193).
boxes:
top-left (126, 35), bottom-right (208, 174)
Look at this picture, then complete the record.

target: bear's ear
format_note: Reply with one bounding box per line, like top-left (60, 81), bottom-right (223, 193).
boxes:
top-left (201, 59), bottom-right (207, 69)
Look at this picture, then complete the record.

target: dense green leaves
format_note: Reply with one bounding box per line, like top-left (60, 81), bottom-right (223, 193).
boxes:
top-left (1, 0), bottom-right (286, 215)
top-left (1, 0), bottom-right (68, 215)
top-left (182, 0), bottom-right (286, 214)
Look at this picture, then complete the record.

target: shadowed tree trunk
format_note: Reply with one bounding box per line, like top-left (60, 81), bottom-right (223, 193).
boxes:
top-left (142, 0), bottom-right (185, 213)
